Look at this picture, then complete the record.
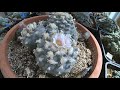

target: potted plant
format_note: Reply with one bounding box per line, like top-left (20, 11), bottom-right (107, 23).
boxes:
top-left (0, 12), bottom-right (102, 78)
top-left (99, 16), bottom-right (120, 65)
top-left (105, 62), bottom-right (120, 78)
top-left (0, 16), bottom-right (14, 35)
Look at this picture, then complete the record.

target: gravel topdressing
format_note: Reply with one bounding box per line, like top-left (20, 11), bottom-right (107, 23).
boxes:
top-left (0, 33), bottom-right (6, 42)
top-left (0, 30), bottom-right (93, 78)
top-left (8, 40), bottom-right (49, 78)
top-left (8, 37), bottom-right (92, 78)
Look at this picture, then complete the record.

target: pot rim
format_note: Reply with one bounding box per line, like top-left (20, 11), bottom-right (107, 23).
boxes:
top-left (76, 22), bottom-right (102, 78)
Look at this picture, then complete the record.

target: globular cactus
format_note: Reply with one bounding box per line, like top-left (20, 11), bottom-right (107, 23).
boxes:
top-left (34, 32), bottom-right (80, 76)
top-left (8, 12), bottom-right (30, 20)
top-left (18, 21), bottom-right (47, 50)
top-left (102, 32), bottom-right (120, 55)
top-left (97, 17), bottom-right (119, 33)
top-left (102, 31), bottom-right (120, 62)
top-left (19, 12), bottom-right (80, 76)
top-left (113, 70), bottom-right (120, 78)
top-left (45, 12), bottom-right (79, 41)
top-left (0, 16), bottom-right (12, 28)
top-left (70, 12), bottom-right (94, 28)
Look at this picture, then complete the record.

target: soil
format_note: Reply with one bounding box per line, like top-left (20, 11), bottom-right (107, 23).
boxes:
top-left (0, 33), bottom-right (6, 42)
top-left (7, 35), bottom-right (92, 78)
top-left (0, 32), bottom-right (93, 78)
top-left (8, 40), bottom-right (49, 78)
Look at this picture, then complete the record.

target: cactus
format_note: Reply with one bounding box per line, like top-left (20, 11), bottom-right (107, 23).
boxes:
top-left (97, 17), bottom-right (119, 33)
top-left (70, 12), bottom-right (94, 28)
top-left (103, 32), bottom-right (120, 54)
top-left (102, 31), bottom-right (120, 61)
top-left (112, 70), bottom-right (120, 78)
top-left (18, 21), bottom-right (47, 50)
top-left (108, 69), bottom-right (120, 78)
top-left (98, 13), bottom-right (120, 62)
top-left (0, 16), bottom-right (12, 28)
top-left (18, 12), bottom-right (81, 76)
top-left (46, 12), bottom-right (79, 41)
top-left (34, 32), bottom-right (80, 76)
top-left (8, 12), bottom-right (30, 20)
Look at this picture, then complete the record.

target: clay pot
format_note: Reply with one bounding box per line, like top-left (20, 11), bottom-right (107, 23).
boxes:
top-left (0, 15), bottom-right (102, 78)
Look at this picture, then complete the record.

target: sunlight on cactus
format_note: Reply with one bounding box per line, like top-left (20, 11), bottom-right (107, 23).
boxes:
top-left (17, 12), bottom-right (91, 77)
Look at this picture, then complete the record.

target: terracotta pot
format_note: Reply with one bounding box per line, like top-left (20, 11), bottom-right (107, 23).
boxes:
top-left (0, 15), bottom-right (102, 78)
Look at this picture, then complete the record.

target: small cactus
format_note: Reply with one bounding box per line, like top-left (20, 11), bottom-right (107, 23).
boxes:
top-left (0, 16), bottom-right (12, 28)
top-left (18, 12), bottom-right (81, 76)
top-left (18, 21), bottom-right (47, 50)
top-left (103, 32), bottom-right (120, 53)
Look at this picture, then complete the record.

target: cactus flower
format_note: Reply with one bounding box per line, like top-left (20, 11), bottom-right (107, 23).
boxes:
top-left (53, 33), bottom-right (72, 48)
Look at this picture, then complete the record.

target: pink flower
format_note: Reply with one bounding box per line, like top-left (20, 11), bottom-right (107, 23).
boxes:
top-left (53, 33), bottom-right (72, 48)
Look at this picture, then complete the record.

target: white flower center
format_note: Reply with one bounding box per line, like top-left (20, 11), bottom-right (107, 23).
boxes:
top-left (53, 33), bottom-right (72, 48)
top-left (56, 39), bottom-right (63, 46)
